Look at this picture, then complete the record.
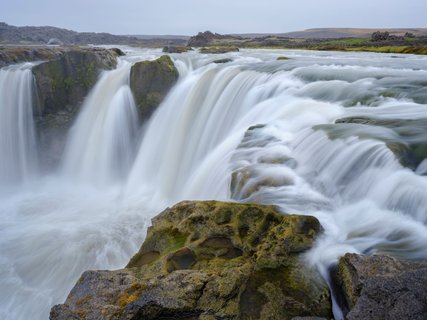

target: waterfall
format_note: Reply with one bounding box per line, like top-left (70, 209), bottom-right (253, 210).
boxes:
top-left (0, 63), bottom-right (38, 187)
top-left (61, 60), bottom-right (139, 186)
top-left (125, 51), bottom-right (427, 319)
top-left (2, 48), bottom-right (427, 320)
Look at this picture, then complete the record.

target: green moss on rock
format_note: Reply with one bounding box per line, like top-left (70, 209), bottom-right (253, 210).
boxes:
top-left (130, 55), bottom-right (179, 121)
top-left (200, 46), bottom-right (239, 54)
top-left (51, 200), bottom-right (332, 320)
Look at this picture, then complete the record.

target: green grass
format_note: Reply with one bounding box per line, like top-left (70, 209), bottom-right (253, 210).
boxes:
top-left (326, 38), bottom-right (369, 45)
top-left (342, 46), bottom-right (427, 54)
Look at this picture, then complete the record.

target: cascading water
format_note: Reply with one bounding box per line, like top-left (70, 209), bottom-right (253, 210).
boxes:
top-left (61, 60), bottom-right (139, 186)
top-left (0, 63), bottom-right (38, 188)
top-left (126, 50), bottom-right (427, 318)
top-left (1, 48), bottom-right (427, 320)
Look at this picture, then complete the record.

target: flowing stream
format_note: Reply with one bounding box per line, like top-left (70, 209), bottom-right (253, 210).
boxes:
top-left (1, 48), bottom-right (427, 319)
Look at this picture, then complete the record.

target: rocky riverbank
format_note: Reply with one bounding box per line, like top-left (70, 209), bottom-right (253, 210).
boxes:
top-left (50, 200), bottom-right (427, 320)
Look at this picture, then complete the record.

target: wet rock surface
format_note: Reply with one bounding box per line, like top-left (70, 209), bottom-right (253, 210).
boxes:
top-left (337, 253), bottom-right (427, 320)
top-left (130, 55), bottom-right (179, 121)
top-left (50, 200), bottom-right (332, 320)
top-left (28, 47), bottom-right (120, 170)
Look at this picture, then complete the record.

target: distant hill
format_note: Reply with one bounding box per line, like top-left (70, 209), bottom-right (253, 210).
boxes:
top-left (234, 28), bottom-right (427, 39)
top-left (0, 22), bottom-right (187, 46)
top-left (130, 34), bottom-right (189, 40)
top-left (0, 22), bottom-right (144, 45)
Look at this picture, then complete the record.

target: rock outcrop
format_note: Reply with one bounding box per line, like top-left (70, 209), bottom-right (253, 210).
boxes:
top-left (0, 46), bottom-right (68, 68)
top-left (187, 31), bottom-right (226, 47)
top-left (28, 47), bottom-right (121, 169)
top-left (200, 46), bottom-right (239, 54)
top-left (51, 200), bottom-right (332, 320)
top-left (162, 45), bottom-right (193, 53)
top-left (32, 47), bottom-right (119, 116)
top-left (337, 253), bottom-right (427, 320)
top-left (130, 55), bottom-right (179, 120)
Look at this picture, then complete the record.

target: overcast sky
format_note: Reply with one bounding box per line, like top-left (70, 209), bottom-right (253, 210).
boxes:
top-left (3, 0), bottom-right (426, 35)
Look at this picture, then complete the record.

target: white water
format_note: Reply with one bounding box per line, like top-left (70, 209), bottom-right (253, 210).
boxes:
top-left (0, 63), bottom-right (38, 188)
top-left (61, 60), bottom-right (139, 186)
top-left (1, 48), bottom-right (427, 319)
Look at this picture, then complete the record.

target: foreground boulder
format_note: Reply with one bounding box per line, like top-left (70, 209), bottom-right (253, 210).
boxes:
top-left (337, 253), bottom-right (427, 320)
top-left (51, 201), bottom-right (332, 320)
top-left (130, 55), bottom-right (179, 120)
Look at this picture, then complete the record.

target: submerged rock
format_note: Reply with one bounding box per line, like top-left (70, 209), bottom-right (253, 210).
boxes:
top-left (334, 117), bottom-right (427, 169)
top-left (130, 55), bottom-right (179, 121)
top-left (337, 253), bottom-right (427, 320)
top-left (51, 200), bottom-right (332, 320)
top-left (230, 125), bottom-right (298, 200)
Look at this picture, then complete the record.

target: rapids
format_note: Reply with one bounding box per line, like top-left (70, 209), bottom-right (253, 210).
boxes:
top-left (1, 48), bottom-right (427, 319)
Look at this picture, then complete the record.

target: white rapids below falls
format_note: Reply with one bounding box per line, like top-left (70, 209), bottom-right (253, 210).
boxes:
top-left (1, 48), bottom-right (427, 319)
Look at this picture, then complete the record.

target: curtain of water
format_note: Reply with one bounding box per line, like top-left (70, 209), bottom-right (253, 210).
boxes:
top-left (0, 63), bottom-right (37, 187)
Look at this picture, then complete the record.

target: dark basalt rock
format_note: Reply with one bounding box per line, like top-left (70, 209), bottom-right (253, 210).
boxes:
top-left (162, 45), bottom-right (193, 53)
top-left (213, 58), bottom-right (233, 64)
top-left (200, 46), bottom-right (239, 54)
top-left (337, 253), bottom-right (427, 320)
top-left (130, 55), bottom-right (179, 121)
top-left (187, 31), bottom-right (225, 47)
top-left (50, 200), bottom-right (332, 320)
top-left (32, 47), bottom-right (118, 117)
top-left (29, 47), bottom-right (120, 170)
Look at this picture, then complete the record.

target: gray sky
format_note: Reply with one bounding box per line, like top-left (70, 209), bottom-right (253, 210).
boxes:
top-left (3, 0), bottom-right (426, 35)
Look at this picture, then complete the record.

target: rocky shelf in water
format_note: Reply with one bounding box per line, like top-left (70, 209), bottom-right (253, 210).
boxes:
top-left (50, 200), bottom-right (427, 320)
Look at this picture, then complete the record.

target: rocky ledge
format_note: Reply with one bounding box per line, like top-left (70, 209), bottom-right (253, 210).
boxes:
top-left (51, 200), bottom-right (332, 320)
top-left (200, 46), bottom-right (240, 54)
top-left (336, 253), bottom-right (427, 320)
top-left (16, 46), bottom-right (123, 169)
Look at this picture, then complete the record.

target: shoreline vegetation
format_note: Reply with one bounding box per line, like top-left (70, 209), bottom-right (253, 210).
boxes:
top-left (185, 31), bottom-right (427, 55)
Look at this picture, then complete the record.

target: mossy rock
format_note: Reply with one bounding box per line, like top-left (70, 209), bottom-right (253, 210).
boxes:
top-left (130, 55), bottom-right (179, 121)
top-left (51, 201), bottom-right (332, 320)
top-left (30, 47), bottom-right (121, 170)
top-left (200, 46), bottom-right (239, 54)
top-left (162, 45), bottom-right (193, 53)
top-left (32, 47), bottom-right (119, 117)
